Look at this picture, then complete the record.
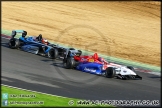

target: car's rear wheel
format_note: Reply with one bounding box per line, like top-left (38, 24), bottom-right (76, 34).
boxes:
top-left (63, 58), bottom-right (75, 69)
top-left (15, 39), bottom-right (21, 49)
top-left (8, 38), bottom-right (16, 49)
top-left (8, 38), bottom-right (20, 49)
top-left (105, 67), bottom-right (116, 78)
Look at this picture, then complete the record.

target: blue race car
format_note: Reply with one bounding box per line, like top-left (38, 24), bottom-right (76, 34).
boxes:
top-left (8, 30), bottom-right (58, 59)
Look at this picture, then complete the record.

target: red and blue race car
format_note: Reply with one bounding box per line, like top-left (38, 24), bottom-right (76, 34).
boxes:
top-left (63, 51), bottom-right (142, 80)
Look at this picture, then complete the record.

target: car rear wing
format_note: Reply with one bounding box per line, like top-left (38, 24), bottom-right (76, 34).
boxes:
top-left (64, 49), bottom-right (82, 59)
top-left (11, 30), bottom-right (27, 38)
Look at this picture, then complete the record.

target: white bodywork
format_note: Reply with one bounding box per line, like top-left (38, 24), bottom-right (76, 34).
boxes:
top-left (107, 63), bottom-right (137, 76)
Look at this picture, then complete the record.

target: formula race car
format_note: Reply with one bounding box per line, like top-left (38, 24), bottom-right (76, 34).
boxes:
top-left (63, 52), bottom-right (142, 80)
top-left (8, 30), bottom-right (58, 59)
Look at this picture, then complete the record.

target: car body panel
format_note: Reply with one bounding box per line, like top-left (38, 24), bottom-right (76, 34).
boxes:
top-left (8, 30), bottom-right (55, 56)
top-left (69, 53), bottom-right (142, 80)
top-left (19, 36), bottom-right (52, 54)
top-left (76, 62), bottom-right (103, 74)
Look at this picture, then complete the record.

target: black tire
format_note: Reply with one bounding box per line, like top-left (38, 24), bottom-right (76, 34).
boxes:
top-left (105, 67), bottom-right (116, 78)
top-left (67, 50), bottom-right (72, 58)
top-left (63, 58), bottom-right (75, 69)
top-left (127, 66), bottom-right (135, 72)
top-left (33, 47), bottom-right (39, 55)
top-left (47, 48), bottom-right (58, 59)
top-left (15, 39), bottom-right (21, 49)
top-left (69, 48), bottom-right (75, 50)
top-left (8, 38), bottom-right (16, 49)
top-left (78, 50), bottom-right (82, 56)
top-left (8, 38), bottom-right (20, 49)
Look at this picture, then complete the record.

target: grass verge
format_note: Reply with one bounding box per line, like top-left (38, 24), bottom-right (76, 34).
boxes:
top-left (1, 85), bottom-right (113, 107)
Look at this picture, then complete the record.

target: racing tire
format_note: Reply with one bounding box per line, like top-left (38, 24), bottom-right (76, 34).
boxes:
top-left (47, 48), bottom-right (58, 59)
top-left (78, 50), bottom-right (82, 56)
top-left (105, 67), bottom-right (116, 78)
top-left (8, 38), bottom-right (16, 49)
top-left (8, 38), bottom-right (20, 49)
top-left (64, 58), bottom-right (75, 69)
top-left (69, 48), bottom-right (75, 50)
top-left (127, 66), bottom-right (135, 72)
top-left (15, 39), bottom-right (20, 49)
top-left (34, 48), bottom-right (39, 55)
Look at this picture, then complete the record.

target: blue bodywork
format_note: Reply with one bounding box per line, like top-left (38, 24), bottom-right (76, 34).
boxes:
top-left (19, 37), bottom-right (27, 43)
top-left (19, 36), bottom-right (52, 54)
top-left (76, 62), bottom-right (106, 75)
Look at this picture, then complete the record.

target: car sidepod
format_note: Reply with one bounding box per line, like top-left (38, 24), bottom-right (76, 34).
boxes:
top-left (21, 45), bottom-right (39, 54)
top-left (76, 62), bottom-right (103, 75)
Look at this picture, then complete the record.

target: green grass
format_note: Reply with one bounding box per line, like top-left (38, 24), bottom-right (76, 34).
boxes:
top-left (1, 85), bottom-right (114, 107)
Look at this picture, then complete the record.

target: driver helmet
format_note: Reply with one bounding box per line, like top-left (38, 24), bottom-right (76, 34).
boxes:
top-left (75, 53), bottom-right (80, 56)
top-left (98, 57), bottom-right (104, 62)
top-left (39, 34), bottom-right (42, 36)
top-left (70, 52), bottom-right (76, 57)
top-left (39, 34), bottom-right (42, 39)
top-left (42, 38), bottom-right (48, 45)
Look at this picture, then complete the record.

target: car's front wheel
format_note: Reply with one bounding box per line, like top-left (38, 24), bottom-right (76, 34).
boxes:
top-left (105, 67), bottom-right (116, 78)
top-left (47, 48), bottom-right (58, 59)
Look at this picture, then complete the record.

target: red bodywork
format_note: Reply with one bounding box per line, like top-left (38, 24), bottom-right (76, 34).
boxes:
top-left (74, 53), bottom-right (109, 69)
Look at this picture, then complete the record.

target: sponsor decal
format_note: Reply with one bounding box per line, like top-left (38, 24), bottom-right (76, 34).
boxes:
top-left (88, 59), bottom-right (94, 62)
top-left (81, 58), bottom-right (87, 62)
top-left (123, 70), bottom-right (127, 73)
top-left (84, 67), bottom-right (96, 72)
top-left (115, 69), bottom-right (121, 72)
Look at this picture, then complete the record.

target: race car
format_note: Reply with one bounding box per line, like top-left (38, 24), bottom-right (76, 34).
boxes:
top-left (48, 44), bottom-right (82, 60)
top-left (63, 52), bottom-right (142, 80)
top-left (8, 30), bottom-right (58, 59)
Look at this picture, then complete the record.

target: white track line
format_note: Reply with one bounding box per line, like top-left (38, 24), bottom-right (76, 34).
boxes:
top-left (1, 84), bottom-right (69, 99)
top-left (147, 72), bottom-right (161, 76)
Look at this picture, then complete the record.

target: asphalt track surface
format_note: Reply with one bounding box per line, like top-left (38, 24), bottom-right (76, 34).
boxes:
top-left (1, 38), bottom-right (161, 106)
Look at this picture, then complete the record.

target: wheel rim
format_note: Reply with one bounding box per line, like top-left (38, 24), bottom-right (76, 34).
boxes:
top-left (48, 50), bottom-right (55, 58)
top-left (35, 50), bottom-right (39, 54)
top-left (48, 52), bottom-right (51, 57)
top-left (64, 63), bottom-right (67, 67)
top-left (50, 51), bottom-right (54, 57)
